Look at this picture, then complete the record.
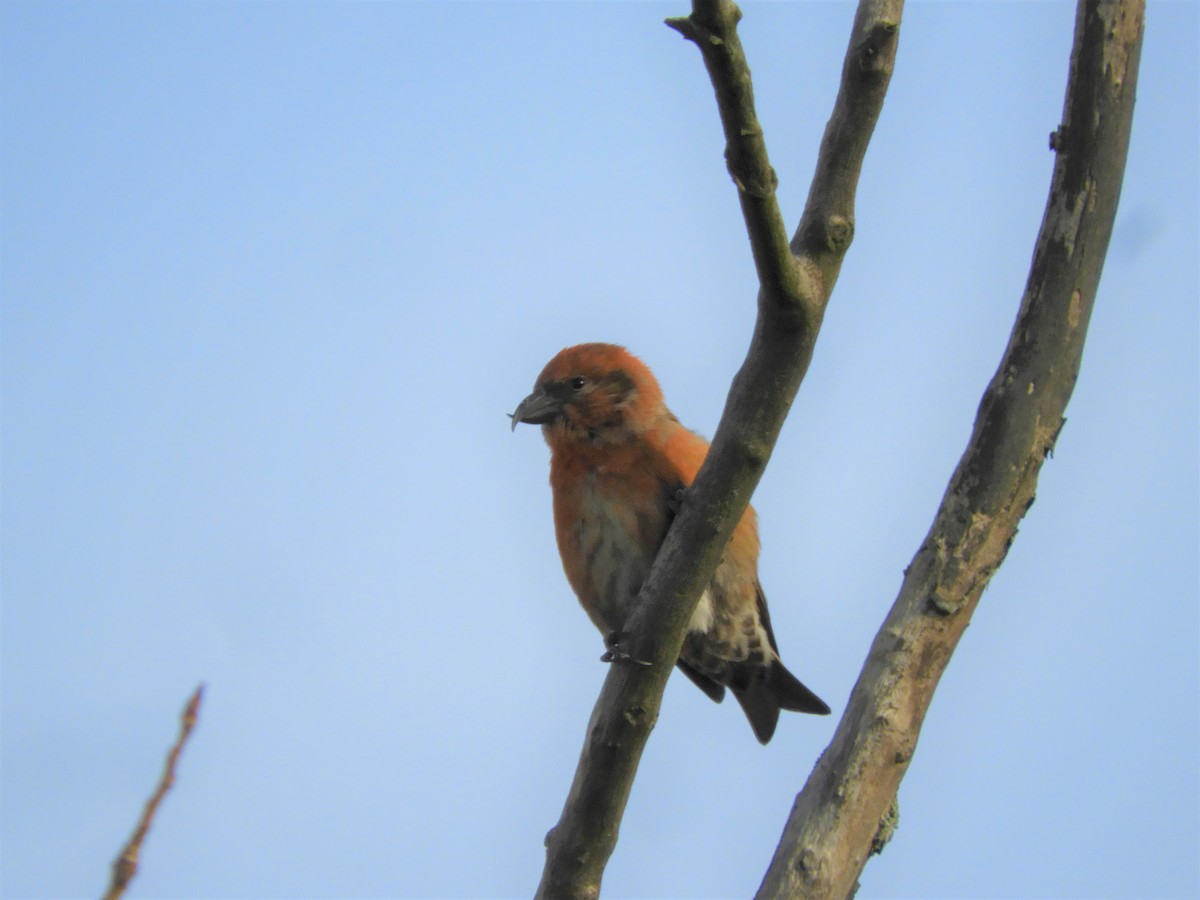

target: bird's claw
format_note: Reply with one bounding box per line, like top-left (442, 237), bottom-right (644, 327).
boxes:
top-left (601, 631), bottom-right (652, 667)
top-left (667, 485), bottom-right (686, 517)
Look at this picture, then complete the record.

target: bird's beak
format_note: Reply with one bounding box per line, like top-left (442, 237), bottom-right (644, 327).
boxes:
top-left (509, 388), bottom-right (562, 432)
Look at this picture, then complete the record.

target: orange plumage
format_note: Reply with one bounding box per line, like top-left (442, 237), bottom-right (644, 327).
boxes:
top-left (512, 343), bottom-right (829, 743)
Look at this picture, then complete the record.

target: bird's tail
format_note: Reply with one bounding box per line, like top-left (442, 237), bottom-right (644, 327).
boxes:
top-left (733, 660), bottom-right (830, 744)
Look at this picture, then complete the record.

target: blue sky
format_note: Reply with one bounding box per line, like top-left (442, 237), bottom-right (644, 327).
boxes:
top-left (2, 2), bottom-right (1196, 899)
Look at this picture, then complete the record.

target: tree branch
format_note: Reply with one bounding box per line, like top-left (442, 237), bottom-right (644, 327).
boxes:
top-left (103, 685), bottom-right (204, 900)
top-left (756, 1), bottom-right (1144, 897)
top-left (535, 2), bottom-right (900, 897)
top-left (665, 3), bottom-right (801, 318)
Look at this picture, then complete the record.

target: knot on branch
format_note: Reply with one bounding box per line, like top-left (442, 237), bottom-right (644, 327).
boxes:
top-left (725, 147), bottom-right (778, 199)
top-left (870, 798), bottom-right (900, 856)
top-left (622, 704), bottom-right (650, 728)
top-left (111, 855), bottom-right (137, 890)
top-left (825, 215), bottom-right (854, 252)
top-left (928, 587), bottom-right (960, 617)
top-left (795, 846), bottom-right (822, 882)
top-left (793, 214), bottom-right (853, 264)
top-left (856, 20), bottom-right (900, 75)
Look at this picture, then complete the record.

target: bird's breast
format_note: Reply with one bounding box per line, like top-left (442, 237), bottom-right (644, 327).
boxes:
top-left (554, 465), bottom-right (667, 634)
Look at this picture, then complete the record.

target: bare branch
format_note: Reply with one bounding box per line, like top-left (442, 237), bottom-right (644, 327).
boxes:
top-left (792, 1), bottom-right (902, 303)
top-left (535, 2), bottom-right (901, 896)
top-left (756, 1), bottom-right (1145, 896)
top-left (665, 3), bottom-right (801, 318)
top-left (103, 685), bottom-right (205, 900)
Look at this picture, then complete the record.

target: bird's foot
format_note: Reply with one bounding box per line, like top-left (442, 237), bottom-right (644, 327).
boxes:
top-left (601, 631), bottom-right (652, 667)
top-left (667, 485), bottom-right (686, 517)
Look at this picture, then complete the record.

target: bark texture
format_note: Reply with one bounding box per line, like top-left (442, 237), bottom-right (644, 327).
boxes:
top-left (756, 2), bottom-right (1144, 897)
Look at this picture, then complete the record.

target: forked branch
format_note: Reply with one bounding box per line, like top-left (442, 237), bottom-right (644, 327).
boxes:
top-left (535, 2), bottom-right (901, 897)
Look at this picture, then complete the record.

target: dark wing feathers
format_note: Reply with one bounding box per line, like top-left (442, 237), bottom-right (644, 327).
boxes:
top-left (675, 659), bottom-right (726, 703)
top-left (675, 582), bottom-right (830, 744)
top-left (767, 659), bottom-right (831, 716)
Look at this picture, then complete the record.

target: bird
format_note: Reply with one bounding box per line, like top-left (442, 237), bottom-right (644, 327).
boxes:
top-left (510, 342), bottom-right (829, 743)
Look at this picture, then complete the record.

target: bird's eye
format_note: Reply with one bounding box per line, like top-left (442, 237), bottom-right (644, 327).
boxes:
top-left (570, 376), bottom-right (586, 391)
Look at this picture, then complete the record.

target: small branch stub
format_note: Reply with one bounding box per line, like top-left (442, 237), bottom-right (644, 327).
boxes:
top-left (858, 21), bottom-right (899, 71)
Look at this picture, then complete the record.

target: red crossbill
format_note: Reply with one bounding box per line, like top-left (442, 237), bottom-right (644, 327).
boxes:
top-left (512, 343), bottom-right (829, 743)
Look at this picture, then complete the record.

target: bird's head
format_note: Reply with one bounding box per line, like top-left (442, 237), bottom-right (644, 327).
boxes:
top-left (510, 343), bottom-right (665, 447)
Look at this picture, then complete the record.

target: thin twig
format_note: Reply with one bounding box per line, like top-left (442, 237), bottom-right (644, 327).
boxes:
top-left (103, 684), bottom-right (204, 900)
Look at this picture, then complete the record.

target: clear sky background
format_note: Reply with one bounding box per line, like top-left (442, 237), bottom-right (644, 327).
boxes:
top-left (2, 3), bottom-right (1196, 899)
